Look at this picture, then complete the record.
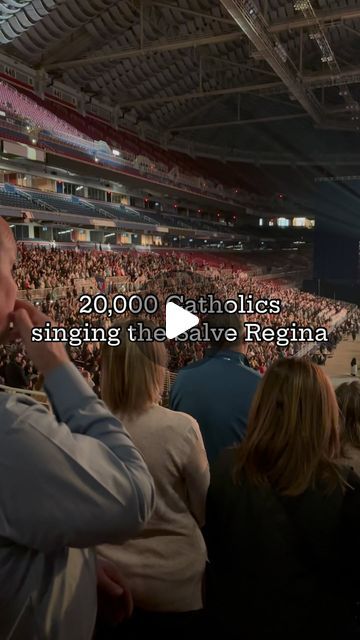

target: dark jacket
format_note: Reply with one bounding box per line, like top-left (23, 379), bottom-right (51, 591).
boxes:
top-left (169, 350), bottom-right (260, 463)
top-left (4, 362), bottom-right (27, 389)
top-left (204, 449), bottom-right (360, 636)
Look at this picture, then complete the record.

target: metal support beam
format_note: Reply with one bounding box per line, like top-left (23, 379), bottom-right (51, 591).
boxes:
top-left (44, 31), bottom-right (242, 71)
top-left (269, 6), bottom-right (360, 33)
top-left (43, 4), bottom-right (360, 72)
top-left (149, 3), bottom-right (360, 33)
top-left (204, 54), bottom-right (277, 78)
top-left (149, 1), bottom-right (235, 25)
top-left (118, 80), bottom-right (283, 108)
top-left (167, 95), bottom-right (227, 129)
top-left (117, 65), bottom-right (360, 108)
top-left (219, 0), bottom-right (323, 124)
top-left (342, 24), bottom-right (360, 39)
top-left (170, 112), bottom-right (309, 132)
top-left (140, 1), bottom-right (144, 49)
top-left (262, 0), bottom-right (269, 20)
top-left (304, 66), bottom-right (360, 89)
top-left (247, 91), bottom-right (300, 109)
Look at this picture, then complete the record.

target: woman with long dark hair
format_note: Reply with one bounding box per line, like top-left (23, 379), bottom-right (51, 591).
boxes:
top-left (204, 358), bottom-right (360, 636)
top-left (337, 380), bottom-right (360, 476)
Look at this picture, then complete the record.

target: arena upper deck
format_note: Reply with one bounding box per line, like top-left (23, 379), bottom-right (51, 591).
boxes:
top-left (0, 0), bottom-right (359, 229)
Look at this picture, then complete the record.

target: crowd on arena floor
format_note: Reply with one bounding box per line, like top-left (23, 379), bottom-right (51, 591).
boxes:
top-left (0, 244), bottom-right (358, 393)
top-left (0, 244), bottom-right (357, 393)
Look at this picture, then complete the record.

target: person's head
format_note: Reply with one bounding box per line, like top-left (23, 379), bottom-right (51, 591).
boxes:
top-left (101, 318), bottom-right (167, 417)
top-left (0, 219), bottom-right (17, 342)
top-left (235, 358), bottom-right (342, 496)
top-left (336, 381), bottom-right (360, 450)
top-left (203, 312), bottom-right (244, 352)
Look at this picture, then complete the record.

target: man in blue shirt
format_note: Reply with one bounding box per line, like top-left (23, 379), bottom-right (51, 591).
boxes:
top-left (0, 218), bottom-right (155, 639)
top-left (170, 313), bottom-right (261, 463)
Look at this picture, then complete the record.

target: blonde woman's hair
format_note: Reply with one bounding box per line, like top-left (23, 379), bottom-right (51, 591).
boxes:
top-left (101, 318), bottom-right (168, 417)
top-left (234, 358), bottom-right (342, 496)
top-left (336, 380), bottom-right (360, 450)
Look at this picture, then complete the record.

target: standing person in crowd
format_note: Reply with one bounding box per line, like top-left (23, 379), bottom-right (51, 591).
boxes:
top-left (336, 380), bottom-right (360, 475)
top-left (204, 359), bottom-right (360, 636)
top-left (170, 313), bottom-right (260, 463)
top-left (351, 357), bottom-right (357, 377)
top-left (98, 319), bottom-right (209, 638)
top-left (0, 218), bottom-right (155, 640)
top-left (4, 351), bottom-right (28, 389)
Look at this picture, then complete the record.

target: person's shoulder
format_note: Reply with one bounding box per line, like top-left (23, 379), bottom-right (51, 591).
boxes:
top-left (153, 405), bottom-right (202, 441)
top-left (154, 404), bottom-right (199, 429)
top-left (241, 364), bottom-right (261, 380)
top-left (176, 359), bottom-right (210, 377)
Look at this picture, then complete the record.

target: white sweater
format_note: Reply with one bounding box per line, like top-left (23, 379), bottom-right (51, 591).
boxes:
top-left (98, 404), bottom-right (210, 612)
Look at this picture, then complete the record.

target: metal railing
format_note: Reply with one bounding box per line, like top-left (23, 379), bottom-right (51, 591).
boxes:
top-left (293, 308), bottom-right (348, 359)
top-left (0, 372), bottom-right (177, 408)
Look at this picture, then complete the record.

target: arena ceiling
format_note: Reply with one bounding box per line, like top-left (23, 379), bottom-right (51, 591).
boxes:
top-left (1, 0), bottom-right (360, 229)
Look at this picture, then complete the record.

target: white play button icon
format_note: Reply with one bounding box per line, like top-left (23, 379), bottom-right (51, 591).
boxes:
top-left (165, 301), bottom-right (199, 339)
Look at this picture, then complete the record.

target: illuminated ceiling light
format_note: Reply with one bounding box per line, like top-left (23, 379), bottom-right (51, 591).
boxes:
top-left (294, 0), bottom-right (310, 10)
top-left (242, 0), bottom-right (258, 16)
top-left (58, 229), bottom-right (73, 235)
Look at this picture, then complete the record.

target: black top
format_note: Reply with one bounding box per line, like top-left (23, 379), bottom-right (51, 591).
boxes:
top-left (4, 362), bottom-right (27, 389)
top-left (204, 448), bottom-right (360, 636)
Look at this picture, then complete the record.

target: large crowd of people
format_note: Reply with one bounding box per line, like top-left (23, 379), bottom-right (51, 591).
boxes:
top-left (1, 243), bottom-right (358, 393)
top-left (2, 226), bottom-right (360, 638)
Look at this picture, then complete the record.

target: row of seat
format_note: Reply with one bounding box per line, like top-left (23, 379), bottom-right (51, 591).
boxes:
top-left (0, 185), bottom-right (232, 234)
